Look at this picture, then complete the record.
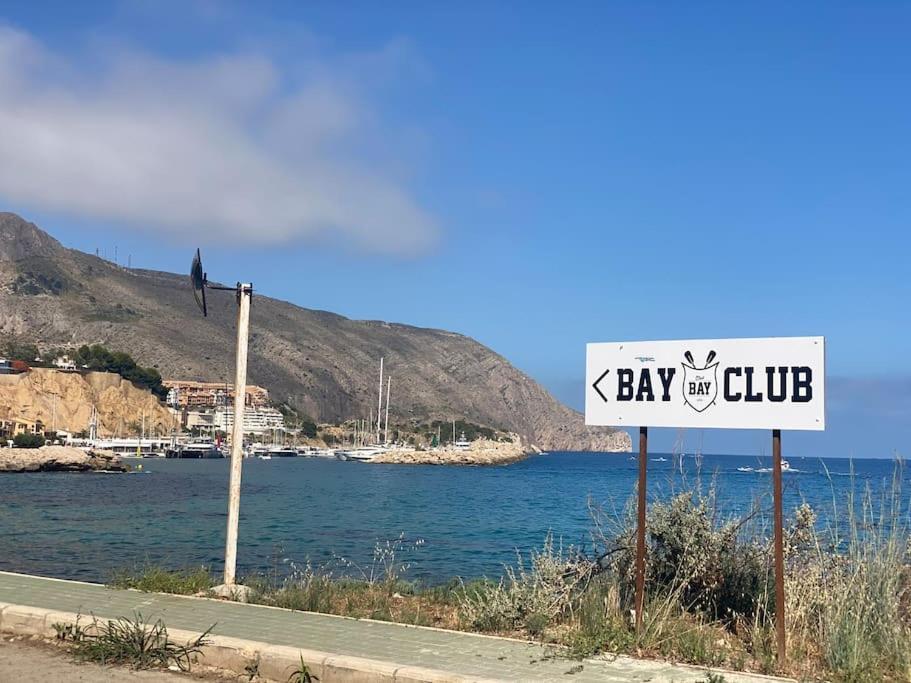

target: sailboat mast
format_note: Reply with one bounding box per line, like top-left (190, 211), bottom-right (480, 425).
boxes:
top-left (383, 376), bottom-right (391, 444)
top-left (376, 357), bottom-right (384, 444)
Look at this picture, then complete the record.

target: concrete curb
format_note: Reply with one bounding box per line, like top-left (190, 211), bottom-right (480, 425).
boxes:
top-left (0, 602), bottom-right (502, 682)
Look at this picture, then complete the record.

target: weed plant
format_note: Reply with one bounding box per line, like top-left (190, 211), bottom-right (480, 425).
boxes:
top-left (54, 612), bottom-right (212, 671)
top-left (108, 462), bottom-right (910, 681)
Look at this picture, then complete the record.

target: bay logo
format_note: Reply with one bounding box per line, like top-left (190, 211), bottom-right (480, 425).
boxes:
top-left (682, 350), bottom-right (718, 413)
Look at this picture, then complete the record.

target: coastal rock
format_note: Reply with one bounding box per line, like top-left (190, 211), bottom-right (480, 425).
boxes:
top-left (371, 438), bottom-right (528, 466)
top-left (0, 445), bottom-right (128, 472)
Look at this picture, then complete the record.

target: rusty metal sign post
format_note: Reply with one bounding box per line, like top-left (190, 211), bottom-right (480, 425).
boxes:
top-left (771, 428), bottom-right (786, 661)
top-left (587, 337), bottom-right (825, 667)
top-left (634, 426), bottom-right (647, 631)
top-left (631, 426), bottom-right (788, 663)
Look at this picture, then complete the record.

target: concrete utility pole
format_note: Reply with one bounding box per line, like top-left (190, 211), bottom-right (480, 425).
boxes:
top-left (190, 250), bottom-right (255, 600)
top-left (222, 283), bottom-right (252, 589)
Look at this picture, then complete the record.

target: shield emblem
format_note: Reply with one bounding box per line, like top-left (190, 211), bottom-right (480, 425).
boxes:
top-left (681, 351), bottom-right (719, 413)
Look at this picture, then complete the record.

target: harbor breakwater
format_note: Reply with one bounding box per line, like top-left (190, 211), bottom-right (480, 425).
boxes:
top-left (0, 445), bottom-right (128, 472)
top-left (371, 438), bottom-right (528, 465)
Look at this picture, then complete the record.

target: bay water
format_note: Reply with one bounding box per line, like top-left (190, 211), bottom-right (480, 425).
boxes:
top-left (0, 453), bottom-right (906, 584)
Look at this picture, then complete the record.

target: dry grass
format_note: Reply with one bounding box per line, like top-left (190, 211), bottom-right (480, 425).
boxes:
top-left (458, 463), bottom-right (910, 681)
top-left (110, 463), bottom-right (910, 681)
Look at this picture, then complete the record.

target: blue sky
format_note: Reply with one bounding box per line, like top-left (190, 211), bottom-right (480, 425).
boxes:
top-left (1, 2), bottom-right (908, 458)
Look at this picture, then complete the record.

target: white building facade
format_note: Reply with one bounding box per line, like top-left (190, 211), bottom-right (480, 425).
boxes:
top-left (183, 407), bottom-right (285, 435)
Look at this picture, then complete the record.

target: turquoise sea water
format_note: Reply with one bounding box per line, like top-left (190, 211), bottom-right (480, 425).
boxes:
top-left (0, 453), bottom-right (907, 584)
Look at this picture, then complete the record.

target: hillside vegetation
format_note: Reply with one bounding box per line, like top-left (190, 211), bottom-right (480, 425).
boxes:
top-left (0, 212), bottom-right (629, 451)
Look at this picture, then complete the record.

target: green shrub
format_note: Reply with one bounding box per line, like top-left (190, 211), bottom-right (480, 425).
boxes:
top-left (609, 490), bottom-right (771, 623)
top-left (68, 612), bottom-right (212, 671)
top-left (458, 534), bottom-right (593, 632)
top-left (109, 565), bottom-right (214, 595)
top-left (13, 433), bottom-right (45, 448)
top-left (72, 344), bottom-right (166, 399)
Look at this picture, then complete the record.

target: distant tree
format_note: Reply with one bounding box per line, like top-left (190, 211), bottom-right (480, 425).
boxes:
top-left (71, 344), bottom-right (167, 400)
top-left (300, 420), bottom-right (318, 439)
top-left (13, 433), bottom-right (45, 448)
top-left (0, 337), bottom-right (39, 363)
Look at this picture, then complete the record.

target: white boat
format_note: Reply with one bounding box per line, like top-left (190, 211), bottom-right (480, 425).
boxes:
top-left (166, 441), bottom-right (223, 459)
top-left (336, 446), bottom-right (385, 462)
top-left (258, 454), bottom-right (272, 460)
top-left (742, 460), bottom-right (792, 474)
top-left (296, 446), bottom-right (335, 458)
top-left (250, 444), bottom-right (297, 458)
top-left (91, 437), bottom-right (172, 457)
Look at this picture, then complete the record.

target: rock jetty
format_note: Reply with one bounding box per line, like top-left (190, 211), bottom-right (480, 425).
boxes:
top-left (0, 445), bottom-right (128, 472)
top-left (371, 438), bottom-right (529, 466)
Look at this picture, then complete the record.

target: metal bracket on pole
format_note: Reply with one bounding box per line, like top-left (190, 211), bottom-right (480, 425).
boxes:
top-left (772, 428), bottom-right (786, 666)
top-left (635, 425), bottom-right (648, 632)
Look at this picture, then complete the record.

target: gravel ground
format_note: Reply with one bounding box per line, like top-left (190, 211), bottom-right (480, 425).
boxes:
top-left (0, 636), bottom-right (236, 682)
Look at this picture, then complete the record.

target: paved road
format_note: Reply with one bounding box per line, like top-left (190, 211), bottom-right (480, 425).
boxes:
top-left (0, 637), bottom-right (227, 682)
top-left (0, 571), bottom-right (785, 682)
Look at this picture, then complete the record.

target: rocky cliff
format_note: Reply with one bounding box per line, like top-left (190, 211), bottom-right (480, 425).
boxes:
top-left (0, 212), bottom-right (630, 452)
top-left (0, 368), bottom-right (175, 436)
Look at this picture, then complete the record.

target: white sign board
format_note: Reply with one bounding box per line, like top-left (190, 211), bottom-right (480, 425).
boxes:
top-left (585, 336), bottom-right (825, 431)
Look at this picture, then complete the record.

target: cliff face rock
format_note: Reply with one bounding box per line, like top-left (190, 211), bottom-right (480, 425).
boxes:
top-left (0, 368), bottom-right (175, 436)
top-left (0, 212), bottom-right (630, 452)
top-left (0, 213), bottom-right (63, 262)
top-left (0, 445), bottom-right (128, 472)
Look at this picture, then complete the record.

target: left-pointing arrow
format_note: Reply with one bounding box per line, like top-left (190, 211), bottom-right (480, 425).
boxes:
top-left (592, 369), bottom-right (610, 402)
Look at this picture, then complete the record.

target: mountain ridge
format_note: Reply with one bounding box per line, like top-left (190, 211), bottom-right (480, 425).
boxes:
top-left (0, 212), bottom-right (630, 452)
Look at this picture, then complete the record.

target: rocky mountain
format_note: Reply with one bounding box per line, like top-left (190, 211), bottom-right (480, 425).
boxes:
top-left (0, 212), bottom-right (630, 451)
top-left (0, 368), bottom-right (174, 437)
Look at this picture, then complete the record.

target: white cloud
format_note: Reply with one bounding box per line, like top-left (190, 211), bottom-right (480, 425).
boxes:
top-left (0, 25), bottom-right (437, 254)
